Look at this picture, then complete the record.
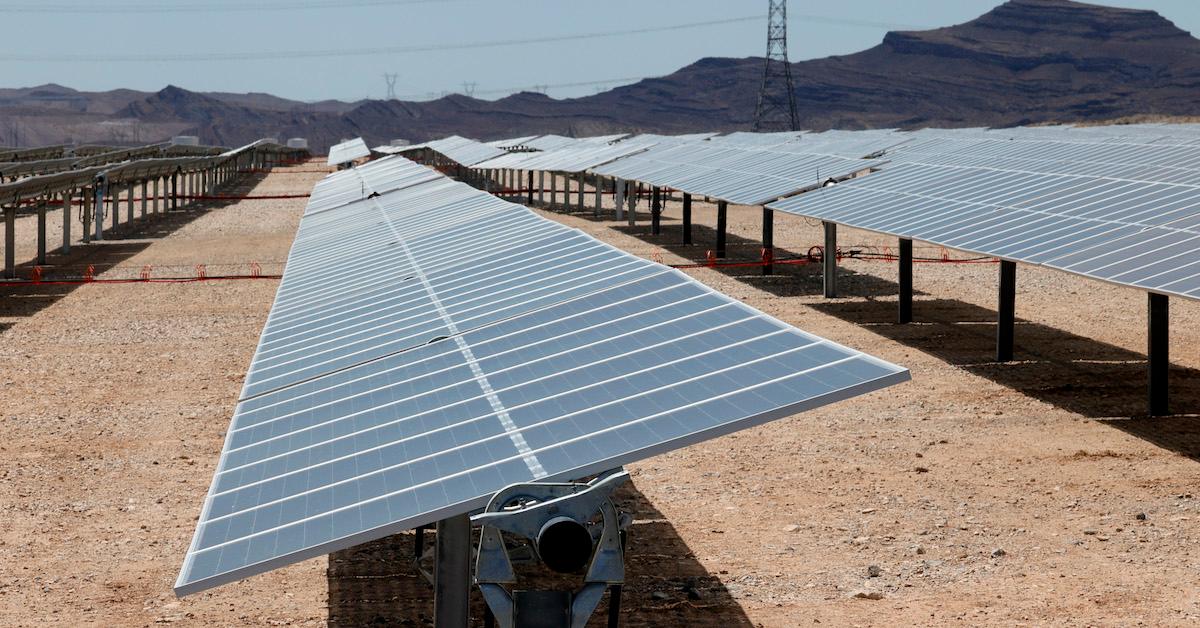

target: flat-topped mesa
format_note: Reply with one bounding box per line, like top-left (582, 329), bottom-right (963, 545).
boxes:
top-left (882, 0), bottom-right (1198, 59)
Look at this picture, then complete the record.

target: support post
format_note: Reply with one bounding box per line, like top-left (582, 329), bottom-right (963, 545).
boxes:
top-left (626, 182), bottom-right (636, 227)
top-left (434, 514), bottom-right (472, 628)
top-left (823, 221), bottom-right (837, 298)
top-left (82, 188), bottom-right (91, 244)
top-left (111, 188), bottom-right (119, 229)
top-left (761, 206), bottom-right (774, 276)
top-left (4, 206), bottom-right (14, 278)
top-left (153, 178), bottom-right (160, 214)
top-left (36, 200), bottom-right (47, 265)
top-left (997, 260), bottom-right (1017, 362)
top-left (1148, 292), bottom-right (1169, 416)
top-left (549, 172), bottom-right (557, 208)
top-left (651, 186), bottom-right (662, 235)
top-left (126, 182), bottom-right (134, 223)
top-left (171, 173), bottom-right (178, 210)
top-left (899, 238), bottom-right (913, 324)
top-left (576, 171), bottom-right (585, 212)
top-left (537, 170), bottom-right (544, 206)
top-left (594, 175), bottom-right (602, 218)
top-left (682, 193), bottom-right (692, 245)
top-left (716, 200), bottom-right (727, 258)
top-left (62, 190), bottom-right (71, 254)
top-left (614, 178), bottom-right (625, 221)
top-left (527, 171), bottom-right (534, 205)
top-left (94, 186), bottom-right (105, 241)
top-left (141, 180), bottom-right (148, 217)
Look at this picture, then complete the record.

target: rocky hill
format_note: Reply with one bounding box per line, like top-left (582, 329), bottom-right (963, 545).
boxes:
top-left (1, 0), bottom-right (1199, 151)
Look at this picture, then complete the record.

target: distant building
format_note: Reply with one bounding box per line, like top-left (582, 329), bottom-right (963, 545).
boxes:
top-left (286, 138), bottom-right (308, 149)
top-left (171, 135), bottom-right (200, 146)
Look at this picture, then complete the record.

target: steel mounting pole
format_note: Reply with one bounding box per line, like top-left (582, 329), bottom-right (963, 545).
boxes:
top-left (434, 514), bottom-right (472, 628)
top-left (716, 200), bottom-right (727, 258)
top-left (823, 221), bottom-right (837, 298)
top-left (997, 260), bottom-right (1017, 362)
top-left (1148, 292), bottom-right (1169, 416)
top-left (651, 186), bottom-right (661, 235)
top-left (762, 206), bottom-right (773, 276)
top-left (682, 193), bottom-right (692, 245)
top-left (899, 238), bottom-right (913, 324)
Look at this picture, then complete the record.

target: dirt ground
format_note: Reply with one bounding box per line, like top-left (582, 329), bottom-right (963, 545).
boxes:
top-left (2, 166), bottom-right (1199, 627)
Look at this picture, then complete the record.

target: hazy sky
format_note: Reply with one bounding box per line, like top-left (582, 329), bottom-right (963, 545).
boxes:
top-left (0, 0), bottom-right (1195, 102)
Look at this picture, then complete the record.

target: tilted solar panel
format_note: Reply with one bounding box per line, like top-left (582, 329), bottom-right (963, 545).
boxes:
top-left (175, 158), bottom-right (909, 595)
top-left (593, 142), bottom-right (885, 206)
top-left (326, 138), bottom-right (370, 166)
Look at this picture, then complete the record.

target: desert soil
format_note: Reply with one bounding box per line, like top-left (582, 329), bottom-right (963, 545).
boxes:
top-left (1, 167), bottom-right (1198, 627)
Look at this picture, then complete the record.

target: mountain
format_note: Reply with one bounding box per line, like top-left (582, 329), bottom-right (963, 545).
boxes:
top-left (1, 0), bottom-right (1199, 151)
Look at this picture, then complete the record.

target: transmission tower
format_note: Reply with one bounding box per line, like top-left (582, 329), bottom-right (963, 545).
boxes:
top-left (753, 0), bottom-right (799, 132)
top-left (383, 73), bottom-right (399, 100)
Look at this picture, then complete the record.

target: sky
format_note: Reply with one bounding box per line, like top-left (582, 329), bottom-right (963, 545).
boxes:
top-left (0, 0), bottom-right (1196, 103)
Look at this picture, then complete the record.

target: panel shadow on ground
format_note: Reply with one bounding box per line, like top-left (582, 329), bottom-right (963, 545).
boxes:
top-left (327, 479), bottom-right (755, 627)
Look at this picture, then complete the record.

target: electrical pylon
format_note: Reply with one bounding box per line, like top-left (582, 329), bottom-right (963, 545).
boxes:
top-left (753, 0), bottom-right (800, 132)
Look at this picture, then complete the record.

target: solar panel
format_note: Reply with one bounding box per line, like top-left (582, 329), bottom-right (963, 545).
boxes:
top-left (306, 155), bottom-right (444, 215)
top-left (420, 135), bottom-right (508, 167)
top-left (593, 142), bottom-right (886, 206)
top-left (175, 157), bottom-right (909, 596)
top-left (768, 160), bottom-right (1200, 300)
top-left (327, 138), bottom-right (370, 166)
top-left (472, 135), bottom-right (660, 173)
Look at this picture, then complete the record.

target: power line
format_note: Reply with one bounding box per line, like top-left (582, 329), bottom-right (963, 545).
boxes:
top-left (0, 0), bottom-right (478, 13)
top-left (0, 15), bottom-right (764, 63)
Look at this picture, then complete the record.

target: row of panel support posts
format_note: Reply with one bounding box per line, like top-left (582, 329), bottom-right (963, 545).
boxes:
top-left (433, 514), bottom-right (472, 628)
top-left (899, 238), bottom-right (913, 324)
top-left (682, 193), bottom-right (692, 245)
top-left (823, 221), bottom-right (837, 297)
top-left (762, 207), bottom-right (773, 276)
top-left (716, 201), bottom-right (728, 258)
top-left (996, 260), bottom-right (1016, 363)
top-left (651, 187), bottom-right (661, 235)
top-left (1148, 292), bottom-right (1169, 416)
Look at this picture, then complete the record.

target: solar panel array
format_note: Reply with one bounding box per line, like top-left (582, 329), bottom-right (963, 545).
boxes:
top-left (769, 159), bottom-right (1200, 300)
top-left (327, 138), bottom-right (370, 166)
top-left (175, 154), bottom-right (909, 596)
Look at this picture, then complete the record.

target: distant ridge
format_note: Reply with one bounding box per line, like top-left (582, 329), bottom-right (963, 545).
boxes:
top-left (2, 0), bottom-right (1200, 151)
